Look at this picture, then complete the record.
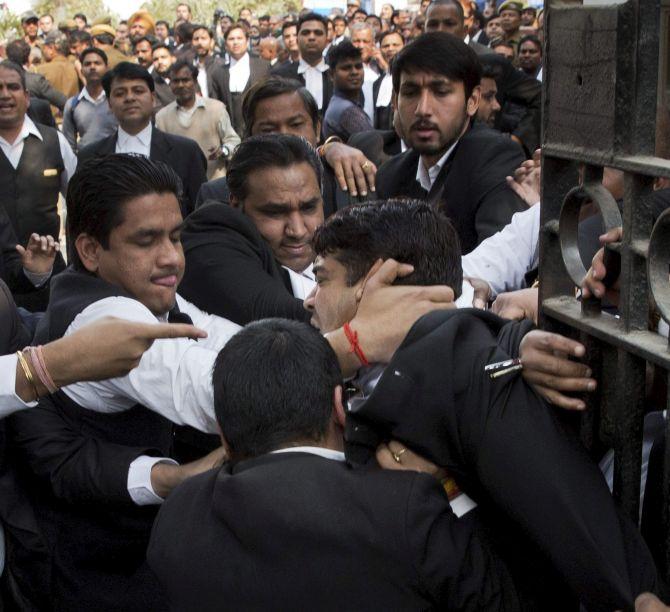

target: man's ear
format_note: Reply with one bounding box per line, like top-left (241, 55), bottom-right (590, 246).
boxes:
top-left (466, 84), bottom-right (481, 117)
top-left (332, 384), bottom-right (346, 427)
top-left (75, 233), bottom-right (103, 273)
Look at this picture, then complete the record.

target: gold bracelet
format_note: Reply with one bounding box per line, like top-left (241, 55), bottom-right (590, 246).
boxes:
top-left (317, 135), bottom-right (342, 158)
top-left (16, 350), bottom-right (39, 401)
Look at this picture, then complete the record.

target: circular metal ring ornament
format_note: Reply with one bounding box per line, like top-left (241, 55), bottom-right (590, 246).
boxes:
top-left (647, 207), bottom-right (670, 326)
top-left (559, 183), bottom-right (623, 287)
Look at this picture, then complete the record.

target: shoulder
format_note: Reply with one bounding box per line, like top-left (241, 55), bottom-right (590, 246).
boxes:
top-left (156, 128), bottom-right (200, 151)
top-left (69, 295), bottom-right (156, 334)
top-left (204, 98), bottom-right (225, 112)
top-left (183, 202), bottom-right (260, 242)
top-left (271, 60), bottom-right (296, 76)
top-left (460, 125), bottom-right (524, 158)
top-left (155, 101), bottom-right (177, 120)
top-left (377, 148), bottom-right (419, 179)
top-left (78, 134), bottom-right (110, 159)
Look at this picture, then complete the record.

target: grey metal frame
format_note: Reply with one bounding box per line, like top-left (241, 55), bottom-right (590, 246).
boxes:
top-left (539, 0), bottom-right (670, 577)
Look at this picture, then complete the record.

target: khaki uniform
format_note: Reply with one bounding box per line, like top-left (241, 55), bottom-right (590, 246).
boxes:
top-left (36, 55), bottom-right (79, 99)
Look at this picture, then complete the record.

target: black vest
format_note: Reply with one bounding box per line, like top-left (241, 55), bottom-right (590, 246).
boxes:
top-left (10, 268), bottom-right (175, 611)
top-left (0, 122), bottom-right (64, 245)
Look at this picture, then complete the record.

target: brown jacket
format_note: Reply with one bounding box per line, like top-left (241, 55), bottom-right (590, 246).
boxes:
top-left (35, 55), bottom-right (79, 99)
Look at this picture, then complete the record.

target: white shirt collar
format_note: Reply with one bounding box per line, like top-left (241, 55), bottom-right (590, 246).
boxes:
top-left (271, 446), bottom-right (345, 462)
top-left (282, 264), bottom-right (316, 300)
top-left (0, 116), bottom-right (42, 147)
top-left (117, 122), bottom-right (152, 149)
top-left (229, 52), bottom-right (249, 68)
top-left (415, 138), bottom-right (460, 192)
top-left (78, 88), bottom-right (106, 104)
top-left (297, 57), bottom-right (328, 74)
top-left (464, 33), bottom-right (471, 45)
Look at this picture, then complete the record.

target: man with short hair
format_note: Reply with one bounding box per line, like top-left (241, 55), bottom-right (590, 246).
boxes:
top-left (151, 43), bottom-right (176, 111)
top-left (281, 22), bottom-right (300, 62)
top-left (148, 315), bottom-right (521, 610)
top-left (132, 35), bottom-right (154, 69)
top-left (154, 19), bottom-right (173, 47)
top-left (176, 3), bottom-right (192, 22)
top-left (156, 60), bottom-right (239, 180)
top-left (348, 22), bottom-right (380, 119)
top-left (62, 47), bottom-right (118, 151)
top-left (272, 12), bottom-right (332, 113)
top-left (36, 31), bottom-right (79, 99)
top-left (373, 30), bottom-right (404, 130)
top-left (73, 13), bottom-right (87, 30)
top-left (39, 14), bottom-right (54, 36)
top-left (78, 62), bottom-right (206, 215)
top-left (190, 24), bottom-right (222, 98)
top-left (258, 37), bottom-right (279, 64)
top-left (491, 37), bottom-right (515, 60)
top-left (375, 33), bottom-right (526, 253)
top-left (21, 11), bottom-right (41, 50)
top-left (5, 39), bottom-right (66, 110)
top-left (323, 41), bottom-right (372, 141)
top-left (332, 15), bottom-right (348, 45)
top-left (477, 63), bottom-right (501, 127)
top-left (518, 34), bottom-right (542, 80)
top-left (210, 25), bottom-right (271, 134)
top-left (90, 23), bottom-right (127, 69)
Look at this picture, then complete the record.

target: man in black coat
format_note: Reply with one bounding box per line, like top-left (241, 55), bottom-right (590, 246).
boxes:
top-left (148, 317), bottom-right (522, 611)
top-left (78, 62), bottom-right (206, 216)
top-left (303, 200), bottom-right (659, 611)
top-left (375, 32), bottom-right (526, 254)
top-left (271, 12), bottom-right (333, 115)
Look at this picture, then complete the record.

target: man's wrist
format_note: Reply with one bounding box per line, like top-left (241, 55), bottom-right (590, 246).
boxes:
top-left (150, 461), bottom-right (184, 499)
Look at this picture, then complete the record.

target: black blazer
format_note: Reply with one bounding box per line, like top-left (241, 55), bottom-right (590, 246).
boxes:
top-left (78, 126), bottom-right (207, 216)
top-left (348, 128), bottom-right (401, 169)
top-left (148, 452), bottom-right (521, 611)
top-left (152, 72), bottom-right (176, 113)
top-left (27, 97), bottom-right (56, 128)
top-left (210, 55), bottom-right (271, 122)
top-left (375, 125), bottom-right (526, 254)
top-left (179, 203), bottom-right (309, 325)
top-left (346, 309), bottom-right (659, 611)
top-left (372, 73), bottom-right (392, 130)
top-left (271, 60), bottom-right (333, 113)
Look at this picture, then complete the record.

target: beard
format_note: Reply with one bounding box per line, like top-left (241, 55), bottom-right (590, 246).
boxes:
top-left (402, 105), bottom-right (470, 158)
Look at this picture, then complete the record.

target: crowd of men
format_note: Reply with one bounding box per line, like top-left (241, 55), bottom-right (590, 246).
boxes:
top-left (0, 0), bottom-right (669, 609)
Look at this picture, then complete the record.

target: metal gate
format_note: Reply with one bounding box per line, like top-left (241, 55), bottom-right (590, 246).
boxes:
top-left (539, 0), bottom-right (670, 579)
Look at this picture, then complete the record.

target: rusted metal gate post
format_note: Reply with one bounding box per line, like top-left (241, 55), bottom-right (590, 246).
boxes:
top-left (539, 0), bottom-right (670, 579)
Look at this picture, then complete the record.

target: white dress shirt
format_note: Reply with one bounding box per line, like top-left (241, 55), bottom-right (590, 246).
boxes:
top-left (115, 122), bottom-right (152, 156)
top-left (0, 116), bottom-right (77, 198)
top-left (79, 87), bottom-right (107, 105)
top-left (272, 446), bottom-right (345, 461)
top-left (298, 58), bottom-right (329, 110)
top-left (415, 139), bottom-right (460, 193)
top-left (375, 73), bottom-right (393, 108)
top-left (61, 293), bottom-right (240, 505)
top-left (462, 204), bottom-right (540, 297)
top-left (283, 264), bottom-right (316, 300)
top-left (228, 53), bottom-right (250, 92)
top-left (0, 354), bottom-right (37, 418)
top-left (196, 62), bottom-right (209, 98)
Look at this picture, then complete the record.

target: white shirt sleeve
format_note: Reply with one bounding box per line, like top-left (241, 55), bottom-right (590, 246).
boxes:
top-left (462, 204), bottom-right (541, 297)
top-left (127, 455), bottom-right (179, 505)
top-left (56, 131), bottom-right (77, 199)
top-left (61, 295), bottom-right (241, 434)
top-left (0, 354), bottom-right (37, 419)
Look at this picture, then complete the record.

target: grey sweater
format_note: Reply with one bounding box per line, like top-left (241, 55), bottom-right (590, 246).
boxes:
top-left (62, 90), bottom-right (118, 152)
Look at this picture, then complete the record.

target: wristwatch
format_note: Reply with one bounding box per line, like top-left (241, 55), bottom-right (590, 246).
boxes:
top-left (220, 145), bottom-right (231, 158)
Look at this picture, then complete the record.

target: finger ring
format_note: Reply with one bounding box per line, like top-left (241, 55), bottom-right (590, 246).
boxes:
top-left (361, 161), bottom-right (371, 170)
top-left (391, 448), bottom-right (407, 463)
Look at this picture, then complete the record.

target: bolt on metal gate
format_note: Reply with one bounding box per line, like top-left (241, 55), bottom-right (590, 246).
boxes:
top-left (539, 0), bottom-right (670, 579)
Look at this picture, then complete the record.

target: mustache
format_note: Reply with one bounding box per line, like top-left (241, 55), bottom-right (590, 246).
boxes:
top-left (410, 120), bottom-right (439, 131)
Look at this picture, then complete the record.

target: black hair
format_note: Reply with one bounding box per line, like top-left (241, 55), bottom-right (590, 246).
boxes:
top-left (191, 23), bottom-right (213, 37)
top-left (133, 35), bottom-right (156, 49)
top-left (212, 318), bottom-right (342, 460)
top-left (379, 29), bottom-right (403, 46)
top-left (0, 60), bottom-right (26, 89)
top-left (80, 46), bottom-right (108, 64)
top-left (177, 2), bottom-right (191, 11)
top-left (490, 37), bottom-right (514, 51)
top-left (259, 14), bottom-right (270, 21)
top-left (102, 61), bottom-right (155, 97)
top-left (333, 15), bottom-right (346, 23)
top-left (152, 42), bottom-right (171, 54)
top-left (69, 29), bottom-right (91, 44)
top-left (298, 11), bottom-right (328, 32)
top-left (155, 19), bottom-right (169, 28)
top-left (175, 22), bottom-right (195, 42)
top-left (227, 134), bottom-right (322, 200)
top-left (366, 14), bottom-right (381, 26)
top-left (224, 24), bottom-right (249, 40)
top-left (519, 34), bottom-right (542, 53)
top-left (480, 59), bottom-right (503, 80)
top-left (281, 21), bottom-right (297, 34)
top-left (426, 0), bottom-right (464, 21)
top-left (326, 39), bottom-right (361, 69)
top-left (66, 155), bottom-right (183, 270)
top-left (353, 8), bottom-right (368, 17)
top-left (313, 199), bottom-right (462, 296)
top-left (242, 76), bottom-right (319, 138)
top-left (392, 32), bottom-right (481, 99)
top-left (5, 40), bottom-right (30, 66)
top-left (73, 13), bottom-right (87, 23)
top-left (169, 58), bottom-right (198, 79)
top-left (484, 13), bottom-right (500, 23)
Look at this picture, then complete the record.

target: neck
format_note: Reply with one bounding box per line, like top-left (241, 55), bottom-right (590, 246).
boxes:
top-left (120, 119), bottom-right (150, 136)
top-left (179, 95), bottom-right (196, 109)
top-left (421, 121), bottom-right (469, 167)
top-left (0, 119), bottom-right (24, 145)
top-left (86, 81), bottom-right (103, 97)
top-left (231, 51), bottom-right (246, 61)
top-left (338, 87), bottom-right (361, 103)
top-left (290, 49), bottom-right (300, 61)
top-left (302, 52), bottom-right (322, 66)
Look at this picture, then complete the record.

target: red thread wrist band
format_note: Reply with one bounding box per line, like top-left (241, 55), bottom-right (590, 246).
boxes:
top-left (26, 346), bottom-right (58, 394)
top-left (343, 322), bottom-right (369, 367)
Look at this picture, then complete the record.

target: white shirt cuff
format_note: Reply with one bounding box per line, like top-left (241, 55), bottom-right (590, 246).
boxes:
top-left (127, 455), bottom-right (178, 506)
top-left (23, 267), bottom-right (52, 287)
top-left (0, 354), bottom-right (37, 419)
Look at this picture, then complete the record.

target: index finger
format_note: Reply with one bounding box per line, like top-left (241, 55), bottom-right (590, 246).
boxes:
top-left (139, 323), bottom-right (208, 341)
top-left (534, 330), bottom-right (586, 357)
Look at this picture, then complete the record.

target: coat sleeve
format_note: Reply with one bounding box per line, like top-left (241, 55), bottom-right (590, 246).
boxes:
top-left (406, 474), bottom-right (521, 610)
top-left (61, 98), bottom-right (77, 150)
top-left (182, 143), bottom-right (208, 216)
top-left (35, 73), bottom-right (67, 110)
top-left (8, 395), bottom-right (165, 506)
top-left (179, 225), bottom-right (310, 325)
